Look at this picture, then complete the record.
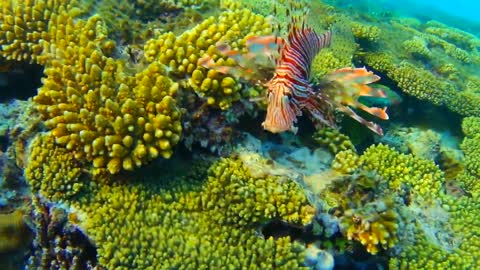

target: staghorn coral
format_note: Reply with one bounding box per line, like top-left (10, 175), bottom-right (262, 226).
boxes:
top-left (32, 12), bottom-right (182, 174)
top-left (144, 8), bottom-right (272, 109)
top-left (63, 155), bottom-right (314, 269)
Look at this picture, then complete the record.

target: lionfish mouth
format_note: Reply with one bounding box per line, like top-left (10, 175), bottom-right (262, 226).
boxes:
top-left (262, 88), bottom-right (299, 134)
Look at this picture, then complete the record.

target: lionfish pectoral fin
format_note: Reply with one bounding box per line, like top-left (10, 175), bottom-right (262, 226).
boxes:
top-left (304, 98), bottom-right (335, 127)
top-left (353, 102), bottom-right (389, 120)
top-left (337, 105), bottom-right (384, 136)
top-left (333, 67), bottom-right (380, 85)
top-left (358, 104), bottom-right (389, 120)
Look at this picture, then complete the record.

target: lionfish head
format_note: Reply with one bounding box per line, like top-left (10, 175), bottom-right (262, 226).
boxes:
top-left (261, 82), bottom-right (300, 134)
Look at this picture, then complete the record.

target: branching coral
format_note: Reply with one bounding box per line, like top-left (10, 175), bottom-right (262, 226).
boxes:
top-left (144, 8), bottom-right (272, 109)
top-left (32, 12), bottom-right (182, 174)
top-left (0, 0), bottom-right (80, 63)
top-left (94, 0), bottom-right (216, 43)
top-left (317, 167), bottom-right (401, 255)
top-left (351, 22), bottom-right (381, 42)
top-left (64, 155), bottom-right (314, 269)
top-left (25, 134), bottom-right (86, 201)
top-left (357, 18), bottom-right (480, 117)
top-left (312, 127), bottom-right (355, 154)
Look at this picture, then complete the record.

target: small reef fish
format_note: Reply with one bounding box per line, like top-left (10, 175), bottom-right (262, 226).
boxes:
top-left (199, 19), bottom-right (391, 135)
top-left (358, 84), bottom-right (402, 108)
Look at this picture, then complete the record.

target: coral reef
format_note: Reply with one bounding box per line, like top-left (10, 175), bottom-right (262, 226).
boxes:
top-left (144, 8), bottom-right (272, 109)
top-left (316, 166), bottom-right (402, 255)
top-left (26, 196), bottom-right (98, 269)
top-left (0, 0), bottom-right (78, 63)
top-left (312, 127), bottom-right (355, 154)
top-left (357, 18), bottom-right (480, 117)
top-left (3, 0), bottom-right (480, 269)
top-left (25, 134), bottom-right (87, 202)
top-left (31, 12), bottom-right (182, 174)
top-left (62, 155), bottom-right (314, 269)
top-left (321, 144), bottom-right (445, 255)
top-left (94, 0), bottom-right (216, 43)
top-left (378, 126), bottom-right (442, 161)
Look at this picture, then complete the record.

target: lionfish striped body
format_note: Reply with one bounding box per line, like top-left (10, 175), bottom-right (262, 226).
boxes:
top-left (262, 25), bottom-right (332, 133)
top-left (199, 19), bottom-right (390, 136)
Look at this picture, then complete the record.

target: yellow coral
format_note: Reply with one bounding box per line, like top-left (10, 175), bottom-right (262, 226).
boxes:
top-left (351, 22), bottom-right (381, 42)
top-left (144, 8), bottom-right (272, 109)
top-left (344, 207), bottom-right (398, 254)
top-left (25, 134), bottom-right (86, 201)
top-left (0, 0), bottom-right (85, 63)
top-left (32, 13), bottom-right (182, 174)
top-left (313, 127), bottom-right (355, 154)
top-left (331, 149), bottom-right (360, 175)
top-left (66, 156), bottom-right (312, 269)
top-left (311, 17), bottom-right (356, 77)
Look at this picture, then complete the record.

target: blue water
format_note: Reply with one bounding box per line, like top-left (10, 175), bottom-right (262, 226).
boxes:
top-left (405, 0), bottom-right (479, 23)
top-left (329, 0), bottom-right (480, 36)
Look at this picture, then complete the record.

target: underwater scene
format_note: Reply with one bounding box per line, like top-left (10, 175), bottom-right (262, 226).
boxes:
top-left (1, 0), bottom-right (480, 269)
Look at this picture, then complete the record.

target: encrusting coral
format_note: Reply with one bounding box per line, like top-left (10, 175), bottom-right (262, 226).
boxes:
top-left (59, 155), bottom-right (315, 269)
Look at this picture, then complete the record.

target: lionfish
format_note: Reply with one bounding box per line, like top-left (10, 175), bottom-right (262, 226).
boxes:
top-left (198, 18), bottom-right (390, 135)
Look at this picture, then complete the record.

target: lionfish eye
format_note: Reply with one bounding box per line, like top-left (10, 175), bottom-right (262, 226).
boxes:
top-left (284, 92), bottom-right (292, 100)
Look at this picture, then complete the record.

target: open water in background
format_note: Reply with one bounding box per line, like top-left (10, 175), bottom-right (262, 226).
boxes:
top-left (328, 0), bottom-right (480, 36)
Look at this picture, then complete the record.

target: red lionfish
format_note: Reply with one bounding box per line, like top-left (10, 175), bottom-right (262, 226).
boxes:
top-left (198, 18), bottom-right (390, 135)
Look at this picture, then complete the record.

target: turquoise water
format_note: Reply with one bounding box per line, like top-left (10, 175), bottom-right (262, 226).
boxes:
top-left (329, 0), bottom-right (480, 35)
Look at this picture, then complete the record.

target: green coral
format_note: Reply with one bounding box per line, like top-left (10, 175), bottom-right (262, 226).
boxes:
top-left (312, 127), bottom-right (355, 154)
top-left (403, 36), bottom-right (432, 59)
top-left (351, 22), bottom-right (381, 42)
top-left (66, 155), bottom-right (314, 269)
top-left (311, 16), bottom-right (357, 77)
